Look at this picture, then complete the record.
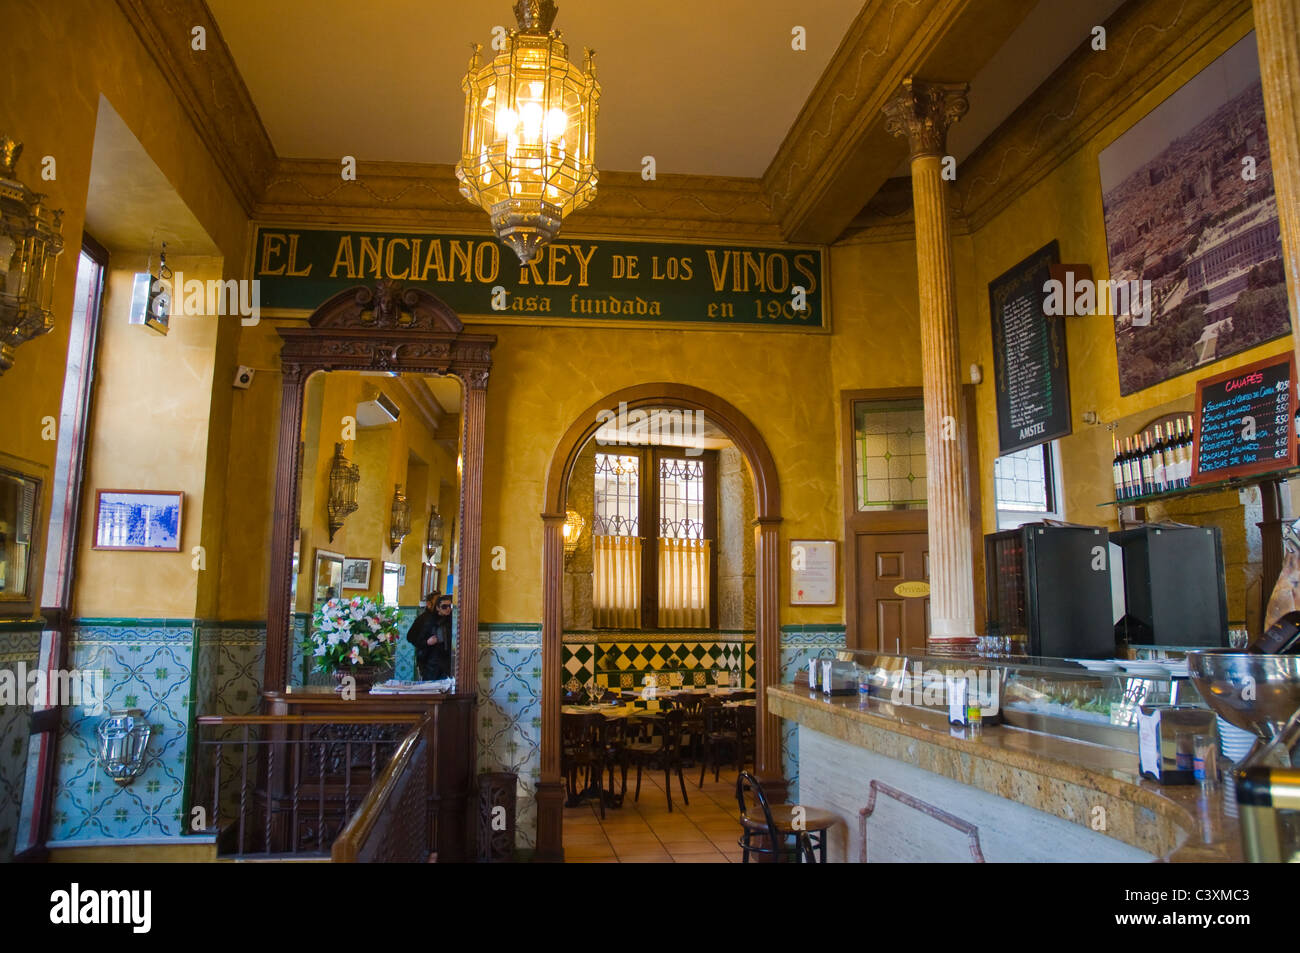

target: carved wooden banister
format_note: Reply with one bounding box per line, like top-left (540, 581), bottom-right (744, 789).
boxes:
top-left (332, 717), bottom-right (431, 863)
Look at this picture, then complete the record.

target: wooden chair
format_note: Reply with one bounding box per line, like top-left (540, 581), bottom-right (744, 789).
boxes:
top-left (735, 704), bottom-right (757, 773)
top-left (735, 771), bottom-right (835, 863)
top-left (673, 692), bottom-right (707, 760)
top-left (621, 708), bottom-right (690, 812)
top-left (698, 701), bottom-right (738, 787)
top-left (561, 712), bottom-right (609, 818)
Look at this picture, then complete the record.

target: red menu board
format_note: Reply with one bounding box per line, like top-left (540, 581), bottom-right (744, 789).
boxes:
top-left (1191, 353), bottom-right (1297, 485)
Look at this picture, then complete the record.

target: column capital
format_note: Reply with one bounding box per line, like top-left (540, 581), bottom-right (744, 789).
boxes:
top-left (882, 78), bottom-right (970, 160)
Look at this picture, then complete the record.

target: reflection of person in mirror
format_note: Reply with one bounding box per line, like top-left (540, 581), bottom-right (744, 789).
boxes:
top-left (407, 592), bottom-right (453, 680)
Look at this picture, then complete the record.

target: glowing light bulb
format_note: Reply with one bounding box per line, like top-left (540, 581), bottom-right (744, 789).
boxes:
top-left (545, 108), bottom-right (568, 140)
top-left (521, 102), bottom-right (543, 141)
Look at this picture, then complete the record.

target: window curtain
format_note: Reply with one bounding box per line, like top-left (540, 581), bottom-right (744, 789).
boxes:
top-left (658, 537), bottom-right (710, 628)
top-left (593, 535), bottom-right (641, 628)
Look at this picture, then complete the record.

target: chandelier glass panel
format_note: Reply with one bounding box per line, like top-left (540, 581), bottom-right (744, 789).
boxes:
top-left (456, 1), bottom-right (599, 264)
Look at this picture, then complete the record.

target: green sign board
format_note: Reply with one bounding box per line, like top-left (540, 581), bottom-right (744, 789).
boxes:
top-left (252, 226), bottom-right (827, 331)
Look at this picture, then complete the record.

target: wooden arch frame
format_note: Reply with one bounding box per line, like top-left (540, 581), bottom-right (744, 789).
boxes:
top-left (264, 282), bottom-right (496, 692)
top-left (535, 382), bottom-right (785, 860)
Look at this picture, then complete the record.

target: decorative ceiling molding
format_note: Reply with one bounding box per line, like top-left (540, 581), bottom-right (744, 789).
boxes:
top-left (256, 160), bottom-right (782, 243)
top-left (838, 0), bottom-right (1251, 244)
top-left (115, 0), bottom-right (277, 214)
top-left (760, 0), bottom-right (1037, 244)
top-left (951, 0), bottom-right (1250, 231)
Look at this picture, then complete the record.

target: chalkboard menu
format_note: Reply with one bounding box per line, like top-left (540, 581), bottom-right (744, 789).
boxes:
top-left (989, 241), bottom-right (1072, 454)
top-left (1192, 353), bottom-right (1297, 484)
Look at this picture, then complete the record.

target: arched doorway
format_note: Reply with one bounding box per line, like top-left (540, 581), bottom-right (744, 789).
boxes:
top-left (535, 383), bottom-right (784, 860)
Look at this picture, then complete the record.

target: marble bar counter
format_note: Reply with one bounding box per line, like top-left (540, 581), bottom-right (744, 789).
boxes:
top-left (769, 685), bottom-right (1243, 863)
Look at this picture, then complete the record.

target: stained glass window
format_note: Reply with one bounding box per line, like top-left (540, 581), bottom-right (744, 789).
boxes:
top-left (853, 398), bottom-right (927, 510)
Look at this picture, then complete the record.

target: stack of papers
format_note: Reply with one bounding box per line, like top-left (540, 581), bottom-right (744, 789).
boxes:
top-left (369, 678), bottom-right (455, 694)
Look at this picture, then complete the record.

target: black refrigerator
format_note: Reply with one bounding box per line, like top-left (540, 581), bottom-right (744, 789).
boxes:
top-left (985, 524), bottom-right (1115, 659)
top-left (1109, 525), bottom-right (1228, 647)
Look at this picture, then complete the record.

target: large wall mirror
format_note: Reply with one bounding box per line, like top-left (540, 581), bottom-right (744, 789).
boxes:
top-left (265, 282), bottom-right (494, 692)
top-left (292, 370), bottom-right (464, 619)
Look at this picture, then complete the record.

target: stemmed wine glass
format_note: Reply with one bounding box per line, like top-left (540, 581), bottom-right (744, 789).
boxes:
top-left (586, 681), bottom-right (603, 706)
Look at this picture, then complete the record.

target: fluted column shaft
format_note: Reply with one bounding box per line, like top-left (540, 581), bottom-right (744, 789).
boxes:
top-left (1254, 0), bottom-right (1300, 342)
top-left (884, 78), bottom-right (976, 643)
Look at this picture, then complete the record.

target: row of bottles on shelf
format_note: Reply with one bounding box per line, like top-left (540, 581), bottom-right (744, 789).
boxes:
top-left (1111, 416), bottom-right (1195, 501)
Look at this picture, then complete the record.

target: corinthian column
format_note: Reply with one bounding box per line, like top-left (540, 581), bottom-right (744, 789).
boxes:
top-left (883, 78), bottom-right (976, 646)
top-left (1253, 1), bottom-right (1300, 340)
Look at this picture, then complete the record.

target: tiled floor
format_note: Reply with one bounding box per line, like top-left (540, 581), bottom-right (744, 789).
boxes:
top-left (563, 766), bottom-right (746, 863)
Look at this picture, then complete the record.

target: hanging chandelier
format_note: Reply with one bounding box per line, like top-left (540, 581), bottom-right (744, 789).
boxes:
top-left (0, 136), bottom-right (65, 376)
top-left (456, 0), bottom-right (600, 264)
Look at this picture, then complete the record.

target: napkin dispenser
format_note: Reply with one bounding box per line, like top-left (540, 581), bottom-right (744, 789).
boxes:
top-left (1137, 705), bottom-right (1215, 785)
top-left (820, 659), bottom-right (858, 696)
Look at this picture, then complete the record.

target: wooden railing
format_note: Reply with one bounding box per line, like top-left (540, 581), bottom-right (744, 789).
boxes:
top-left (194, 714), bottom-right (421, 858)
top-left (332, 716), bottom-right (430, 863)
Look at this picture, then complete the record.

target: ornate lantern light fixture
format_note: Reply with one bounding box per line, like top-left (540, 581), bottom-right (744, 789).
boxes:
top-left (562, 508), bottom-right (585, 562)
top-left (0, 136), bottom-right (65, 376)
top-left (96, 709), bottom-right (153, 786)
top-left (456, 0), bottom-right (600, 264)
top-left (425, 506), bottom-right (445, 566)
top-left (389, 484), bottom-right (411, 550)
top-left (327, 442), bottom-right (360, 542)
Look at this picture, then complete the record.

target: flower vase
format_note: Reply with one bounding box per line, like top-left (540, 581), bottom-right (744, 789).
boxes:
top-left (333, 665), bottom-right (378, 693)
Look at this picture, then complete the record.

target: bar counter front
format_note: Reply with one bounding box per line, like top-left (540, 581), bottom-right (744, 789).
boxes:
top-left (769, 651), bottom-right (1243, 863)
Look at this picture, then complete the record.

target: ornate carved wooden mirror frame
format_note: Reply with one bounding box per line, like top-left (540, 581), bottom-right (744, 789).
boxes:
top-left (264, 282), bottom-right (495, 691)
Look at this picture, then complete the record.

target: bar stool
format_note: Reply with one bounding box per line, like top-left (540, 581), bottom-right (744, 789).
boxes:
top-left (735, 772), bottom-right (835, 863)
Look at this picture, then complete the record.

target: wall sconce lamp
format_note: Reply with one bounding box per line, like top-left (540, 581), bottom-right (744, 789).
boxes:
top-left (96, 709), bottom-right (153, 786)
top-left (389, 484), bottom-right (411, 550)
top-left (562, 508), bottom-right (586, 562)
top-left (0, 136), bottom-right (65, 376)
top-left (327, 442), bottom-right (360, 542)
top-left (425, 506), bottom-right (445, 566)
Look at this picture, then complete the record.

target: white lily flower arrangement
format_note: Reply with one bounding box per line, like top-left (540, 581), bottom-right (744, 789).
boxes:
top-left (303, 595), bottom-right (401, 672)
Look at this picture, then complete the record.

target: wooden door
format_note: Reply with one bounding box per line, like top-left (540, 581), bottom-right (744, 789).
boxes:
top-left (856, 533), bottom-right (930, 654)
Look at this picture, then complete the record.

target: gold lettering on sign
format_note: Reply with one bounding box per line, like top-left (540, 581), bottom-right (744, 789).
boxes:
top-left (285, 234), bottom-right (313, 277)
top-left (705, 250), bottom-right (730, 292)
top-left (547, 244), bottom-right (570, 286)
top-left (449, 241), bottom-right (474, 282)
top-left (359, 237), bottom-right (383, 278)
top-left (474, 242), bottom-right (499, 284)
top-left (421, 239), bottom-right (446, 282)
top-left (384, 238), bottom-right (410, 280)
top-left (571, 244), bottom-right (597, 287)
top-left (260, 232), bottom-right (287, 275)
top-left (330, 237), bottom-right (358, 279)
top-left (892, 581), bottom-right (930, 598)
top-left (794, 253), bottom-right (818, 294)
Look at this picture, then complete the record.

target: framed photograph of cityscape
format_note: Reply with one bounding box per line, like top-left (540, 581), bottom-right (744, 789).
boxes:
top-left (1099, 32), bottom-right (1291, 396)
top-left (341, 556), bottom-right (372, 590)
top-left (91, 490), bottom-right (183, 551)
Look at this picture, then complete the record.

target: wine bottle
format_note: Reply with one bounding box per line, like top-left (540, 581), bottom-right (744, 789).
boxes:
top-left (1159, 426), bottom-right (1170, 494)
top-left (1139, 432), bottom-right (1155, 497)
top-left (1185, 414), bottom-right (1196, 486)
top-left (1121, 436), bottom-right (1136, 499)
top-left (1111, 435), bottom-right (1124, 501)
top-left (1170, 418), bottom-right (1186, 488)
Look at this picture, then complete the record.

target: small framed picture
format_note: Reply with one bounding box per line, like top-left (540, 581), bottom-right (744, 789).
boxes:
top-left (92, 490), bottom-right (183, 551)
top-left (314, 549), bottom-right (343, 603)
top-left (789, 539), bottom-right (838, 606)
top-left (341, 557), bottom-right (372, 590)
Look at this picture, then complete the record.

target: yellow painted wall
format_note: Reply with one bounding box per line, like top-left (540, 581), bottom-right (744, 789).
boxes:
top-left (0, 0), bottom-right (247, 618)
top-left (964, 10), bottom-right (1289, 535)
top-left (74, 256), bottom-right (224, 616)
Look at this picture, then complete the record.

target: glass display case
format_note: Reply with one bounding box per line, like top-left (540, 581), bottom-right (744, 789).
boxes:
top-left (802, 647), bottom-right (1197, 753)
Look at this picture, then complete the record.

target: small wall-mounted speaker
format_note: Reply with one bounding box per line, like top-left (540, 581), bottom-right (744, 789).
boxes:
top-left (233, 365), bottom-right (255, 389)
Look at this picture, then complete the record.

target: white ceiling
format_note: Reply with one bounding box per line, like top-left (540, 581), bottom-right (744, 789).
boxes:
top-left (206, 0), bottom-right (866, 177)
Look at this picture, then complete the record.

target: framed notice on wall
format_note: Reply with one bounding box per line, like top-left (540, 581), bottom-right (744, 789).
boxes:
top-left (989, 241), bottom-right (1072, 454)
top-left (1191, 352), bottom-right (1296, 485)
top-left (790, 540), bottom-right (837, 606)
